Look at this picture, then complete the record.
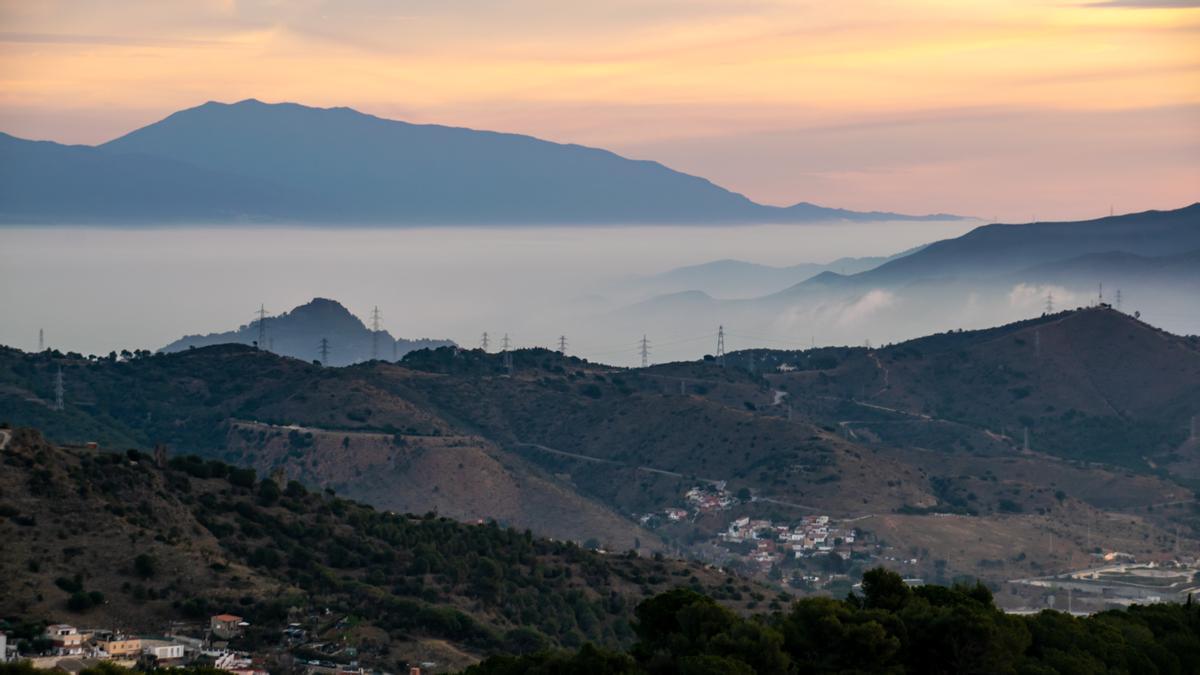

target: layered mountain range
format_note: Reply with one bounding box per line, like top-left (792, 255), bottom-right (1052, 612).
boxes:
top-left (613, 204), bottom-right (1200, 347)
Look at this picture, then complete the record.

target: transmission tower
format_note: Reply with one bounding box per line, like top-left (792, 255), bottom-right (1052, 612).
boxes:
top-left (501, 334), bottom-right (513, 374)
top-left (1098, 283), bottom-right (1103, 306)
top-left (54, 366), bottom-right (64, 411)
top-left (558, 335), bottom-right (568, 354)
top-left (38, 328), bottom-right (44, 352)
top-left (255, 304), bottom-right (270, 349)
top-left (318, 338), bottom-right (331, 365)
top-left (1115, 289), bottom-right (1122, 312)
top-left (370, 306), bottom-right (383, 360)
top-left (1045, 291), bottom-right (1054, 314)
top-left (640, 335), bottom-right (651, 368)
top-left (716, 326), bottom-right (726, 367)
top-left (481, 332), bottom-right (490, 351)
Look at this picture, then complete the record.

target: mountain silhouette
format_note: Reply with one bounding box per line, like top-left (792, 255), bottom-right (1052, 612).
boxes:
top-left (2, 99), bottom-right (963, 225)
top-left (159, 297), bottom-right (454, 366)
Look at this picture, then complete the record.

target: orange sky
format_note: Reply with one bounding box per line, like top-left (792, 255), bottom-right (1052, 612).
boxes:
top-left (1, 0), bottom-right (1197, 219)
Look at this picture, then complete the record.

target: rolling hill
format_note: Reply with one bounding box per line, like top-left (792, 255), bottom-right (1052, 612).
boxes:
top-left (1, 99), bottom-right (962, 225)
top-left (1, 307), bottom-right (1197, 595)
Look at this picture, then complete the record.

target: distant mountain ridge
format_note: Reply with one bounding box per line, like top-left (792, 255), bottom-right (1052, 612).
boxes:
top-left (1, 99), bottom-right (963, 225)
top-left (607, 203), bottom-right (1200, 349)
top-left (160, 297), bottom-right (454, 365)
top-left (634, 246), bottom-right (924, 298)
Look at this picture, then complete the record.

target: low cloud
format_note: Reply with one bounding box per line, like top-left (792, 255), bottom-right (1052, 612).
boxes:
top-left (837, 289), bottom-right (897, 326)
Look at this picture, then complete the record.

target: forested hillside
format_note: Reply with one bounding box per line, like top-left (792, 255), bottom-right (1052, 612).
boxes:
top-left (0, 429), bottom-right (769, 671)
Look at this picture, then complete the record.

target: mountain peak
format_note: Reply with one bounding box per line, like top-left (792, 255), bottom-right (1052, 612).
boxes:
top-left (3, 98), bottom-right (967, 225)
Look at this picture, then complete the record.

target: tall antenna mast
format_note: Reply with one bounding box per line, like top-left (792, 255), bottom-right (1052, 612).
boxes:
top-left (716, 326), bottom-right (726, 367)
top-left (481, 332), bottom-right (490, 352)
top-left (54, 366), bottom-right (64, 411)
top-left (256, 304), bottom-right (270, 349)
top-left (640, 335), bottom-right (650, 368)
top-left (370, 306), bottom-right (383, 360)
top-left (557, 335), bottom-right (568, 354)
top-left (318, 338), bottom-right (331, 365)
top-left (38, 328), bottom-right (44, 352)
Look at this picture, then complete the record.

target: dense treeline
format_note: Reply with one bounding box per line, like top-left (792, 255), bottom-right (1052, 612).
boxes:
top-left (465, 568), bottom-right (1200, 674)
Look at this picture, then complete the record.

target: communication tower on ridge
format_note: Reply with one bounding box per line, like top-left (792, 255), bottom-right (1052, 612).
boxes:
top-left (640, 335), bottom-right (651, 368)
top-left (716, 326), bottom-right (726, 367)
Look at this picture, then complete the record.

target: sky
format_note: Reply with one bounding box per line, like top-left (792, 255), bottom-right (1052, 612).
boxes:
top-left (1, 0), bottom-right (1198, 220)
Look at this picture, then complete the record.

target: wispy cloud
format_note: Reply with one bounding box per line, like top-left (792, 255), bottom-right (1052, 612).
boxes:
top-left (0, 31), bottom-right (225, 46)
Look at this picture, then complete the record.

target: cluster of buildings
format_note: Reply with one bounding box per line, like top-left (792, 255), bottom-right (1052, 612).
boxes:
top-left (639, 483), bottom-right (738, 526)
top-left (684, 483), bottom-right (734, 513)
top-left (2, 615), bottom-right (264, 674)
top-left (712, 515), bottom-right (862, 574)
top-left (722, 515), bottom-right (854, 557)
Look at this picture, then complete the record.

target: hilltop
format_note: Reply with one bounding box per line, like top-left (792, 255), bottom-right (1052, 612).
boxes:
top-left (0, 100), bottom-right (961, 225)
top-left (766, 306), bottom-right (1200, 470)
top-left (159, 298), bottom-right (455, 366)
top-left (0, 428), bottom-right (773, 671)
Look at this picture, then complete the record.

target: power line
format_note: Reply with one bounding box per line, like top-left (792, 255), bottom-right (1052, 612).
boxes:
top-left (318, 338), bottom-right (331, 365)
top-left (640, 335), bottom-right (651, 368)
top-left (370, 306), bottom-right (383, 360)
top-left (716, 325), bottom-right (725, 367)
top-left (255, 304), bottom-right (270, 350)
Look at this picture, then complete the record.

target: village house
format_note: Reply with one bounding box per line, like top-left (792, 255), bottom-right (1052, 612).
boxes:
top-left (44, 625), bottom-right (84, 656)
top-left (211, 614), bottom-right (246, 640)
top-left (95, 635), bottom-right (141, 660)
top-left (140, 639), bottom-right (186, 667)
